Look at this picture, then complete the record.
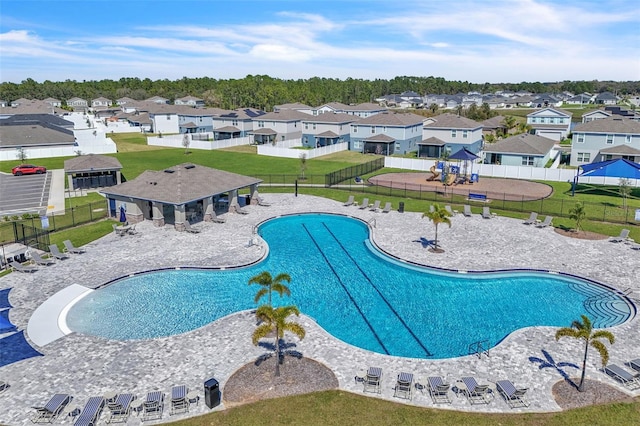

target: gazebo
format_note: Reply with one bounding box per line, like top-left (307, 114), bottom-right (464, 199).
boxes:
top-left (100, 163), bottom-right (263, 231)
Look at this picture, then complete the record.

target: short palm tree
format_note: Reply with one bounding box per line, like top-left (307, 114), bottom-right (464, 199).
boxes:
top-left (568, 202), bottom-right (586, 231)
top-left (422, 204), bottom-right (452, 251)
top-left (252, 305), bottom-right (306, 377)
top-left (555, 315), bottom-right (615, 392)
top-left (248, 271), bottom-right (291, 306)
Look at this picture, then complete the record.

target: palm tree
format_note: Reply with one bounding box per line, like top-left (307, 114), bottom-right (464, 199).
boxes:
top-left (502, 115), bottom-right (517, 133)
top-left (568, 202), bottom-right (586, 231)
top-left (422, 204), bottom-right (452, 252)
top-left (555, 315), bottom-right (615, 392)
top-left (252, 305), bottom-right (306, 377)
top-left (248, 271), bottom-right (291, 306)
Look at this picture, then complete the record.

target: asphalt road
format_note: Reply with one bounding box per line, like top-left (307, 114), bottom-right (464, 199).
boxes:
top-left (0, 172), bottom-right (51, 217)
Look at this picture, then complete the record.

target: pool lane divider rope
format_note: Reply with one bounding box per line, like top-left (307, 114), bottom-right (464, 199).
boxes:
top-left (322, 222), bottom-right (433, 358)
top-left (301, 223), bottom-right (390, 355)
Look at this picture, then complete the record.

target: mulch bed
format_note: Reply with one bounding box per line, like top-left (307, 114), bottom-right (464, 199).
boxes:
top-left (552, 378), bottom-right (635, 409)
top-left (223, 356), bottom-right (339, 407)
top-left (554, 228), bottom-right (609, 240)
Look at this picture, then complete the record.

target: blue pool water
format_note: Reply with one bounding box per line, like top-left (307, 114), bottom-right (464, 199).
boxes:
top-left (66, 213), bottom-right (634, 359)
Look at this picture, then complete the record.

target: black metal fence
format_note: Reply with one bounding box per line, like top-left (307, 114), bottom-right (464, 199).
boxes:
top-left (0, 200), bottom-right (109, 246)
top-left (325, 158), bottom-right (385, 187)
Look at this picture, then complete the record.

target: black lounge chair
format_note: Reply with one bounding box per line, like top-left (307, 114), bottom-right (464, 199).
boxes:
top-left (496, 380), bottom-right (529, 408)
top-left (32, 393), bottom-right (71, 423)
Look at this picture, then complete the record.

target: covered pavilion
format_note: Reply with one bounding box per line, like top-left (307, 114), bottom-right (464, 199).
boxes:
top-left (100, 163), bottom-right (262, 231)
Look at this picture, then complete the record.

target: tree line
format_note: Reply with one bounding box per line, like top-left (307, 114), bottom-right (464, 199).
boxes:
top-left (1, 75), bottom-right (638, 112)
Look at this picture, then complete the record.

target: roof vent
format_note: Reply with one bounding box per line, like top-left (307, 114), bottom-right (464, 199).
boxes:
top-left (164, 169), bottom-right (175, 173)
top-left (184, 164), bottom-right (195, 169)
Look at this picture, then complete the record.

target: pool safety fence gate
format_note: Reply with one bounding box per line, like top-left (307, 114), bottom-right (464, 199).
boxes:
top-left (10, 223), bottom-right (51, 252)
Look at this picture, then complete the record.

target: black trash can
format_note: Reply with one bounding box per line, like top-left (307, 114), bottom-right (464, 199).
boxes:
top-left (204, 378), bottom-right (221, 408)
top-left (398, 201), bottom-right (405, 213)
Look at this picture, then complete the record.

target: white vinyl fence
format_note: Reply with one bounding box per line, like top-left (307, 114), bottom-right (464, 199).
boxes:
top-left (147, 135), bottom-right (252, 150)
top-left (257, 142), bottom-right (348, 159)
top-left (384, 157), bottom-right (640, 187)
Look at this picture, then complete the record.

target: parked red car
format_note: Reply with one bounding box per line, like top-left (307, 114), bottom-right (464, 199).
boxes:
top-left (11, 164), bottom-right (47, 176)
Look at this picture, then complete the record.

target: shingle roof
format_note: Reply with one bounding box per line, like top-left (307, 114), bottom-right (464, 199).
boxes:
top-left (573, 116), bottom-right (640, 134)
top-left (418, 136), bottom-right (446, 146)
top-left (483, 134), bottom-right (556, 156)
top-left (100, 163), bottom-right (262, 205)
top-left (355, 112), bottom-right (424, 126)
top-left (0, 122), bottom-right (75, 148)
top-left (302, 112), bottom-right (360, 124)
top-left (215, 126), bottom-right (240, 133)
top-left (423, 113), bottom-right (481, 129)
top-left (252, 128), bottom-right (277, 135)
top-left (64, 154), bottom-right (123, 172)
top-left (363, 134), bottom-right (395, 142)
top-left (258, 110), bottom-right (311, 121)
top-left (598, 145), bottom-right (640, 155)
top-left (316, 130), bottom-right (339, 138)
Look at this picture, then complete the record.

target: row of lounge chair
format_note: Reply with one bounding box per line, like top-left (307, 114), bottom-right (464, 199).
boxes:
top-left (356, 367), bottom-right (529, 408)
top-left (522, 212), bottom-right (554, 228)
top-left (9, 240), bottom-right (85, 273)
top-left (343, 196), bottom-right (393, 213)
top-left (604, 360), bottom-right (640, 390)
top-left (30, 385), bottom-right (195, 425)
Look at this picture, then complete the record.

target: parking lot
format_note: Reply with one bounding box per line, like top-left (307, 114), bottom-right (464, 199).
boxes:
top-left (0, 172), bottom-right (52, 217)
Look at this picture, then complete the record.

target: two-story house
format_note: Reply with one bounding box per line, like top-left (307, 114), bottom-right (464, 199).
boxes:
top-left (212, 108), bottom-right (265, 139)
top-left (91, 97), bottom-right (112, 109)
top-left (526, 108), bottom-right (572, 141)
top-left (350, 112), bottom-right (424, 155)
top-left (67, 97), bottom-right (88, 112)
top-left (273, 102), bottom-right (314, 115)
top-left (251, 110), bottom-right (309, 144)
top-left (175, 96), bottom-right (205, 108)
top-left (300, 112), bottom-right (359, 148)
top-left (419, 113), bottom-right (483, 158)
top-left (315, 102), bottom-right (386, 118)
top-left (178, 108), bottom-right (223, 134)
top-left (146, 96), bottom-right (170, 105)
top-left (571, 116), bottom-right (640, 166)
top-left (43, 97), bottom-right (62, 107)
top-left (581, 110), bottom-right (611, 123)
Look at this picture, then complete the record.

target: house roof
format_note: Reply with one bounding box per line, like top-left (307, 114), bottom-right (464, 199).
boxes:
top-left (302, 112), bottom-right (359, 124)
top-left (423, 113), bottom-right (481, 130)
top-left (316, 130), bottom-right (339, 138)
top-left (258, 110), bottom-right (311, 121)
top-left (274, 102), bottom-right (312, 110)
top-left (252, 128), bottom-right (277, 135)
top-left (526, 107), bottom-right (573, 117)
top-left (215, 126), bottom-right (240, 133)
top-left (573, 116), bottom-right (640, 133)
top-left (418, 136), bottom-right (447, 146)
top-left (481, 115), bottom-right (507, 129)
top-left (100, 163), bottom-right (262, 205)
top-left (483, 133), bottom-right (556, 156)
top-left (598, 145), bottom-right (640, 155)
top-left (356, 112), bottom-right (424, 126)
top-left (0, 121), bottom-right (75, 148)
top-left (363, 134), bottom-right (395, 143)
top-left (181, 122), bottom-right (197, 128)
top-left (64, 154), bottom-right (123, 173)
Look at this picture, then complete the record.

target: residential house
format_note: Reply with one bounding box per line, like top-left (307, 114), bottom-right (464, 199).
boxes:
top-left (424, 94), bottom-right (446, 108)
top-left (350, 112), bottom-right (424, 155)
top-left (273, 102), bottom-right (314, 115)
top-left (571, 116), bottom-right (640, 166)
top-left (43, 97), bottom-right (62, 107)
top-left (91, 97), bottom-right (112, 109)
top-left (251, 109), bottom-right (309, 144)
top-left (565, 93), bottom-right (593, 105)
top-left (147, 104), bottom-right (181, 134)
top-left (315, 102), bottom-right (386, 118)
top-left (116, 97), bottom-right (136, 106)
top-left (145, 96), bottom-right (170, 104)
top-left (175, 96), bottom-right (205, 108)
top-left (419, 113), bottom-right (483, 158)
top-left (483, 133), bottom-right (556, 167)
top-left (526, 108), bottom-right (572, 141)
top-left (582, 110), bottom-right (611, 123)
top-left (594, 91), bottom-right (619, 105)
top-left (300, 112), bottom-right (359, 148)
top-left (126, 112), bottom-right (153, 132)
top-left (604, 106), bottom-right (640, 122)
top-left (0, 114), bottom-right (77, 160)
top-left (67, 97), bottom-right (88, 111)
top-left (10, 98), bottom-right (31, 107)
top-left (178, 108), bottom-right (226, 134)
top-left (481, 115), bottom-right (507, 137)
top-left (212, 108), bottom-right (266, 139)
top-left (531, 94), bottom-right (562, 108)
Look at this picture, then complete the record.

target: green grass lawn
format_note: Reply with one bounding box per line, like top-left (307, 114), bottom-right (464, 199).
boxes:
top-left (167, 390), bottom-right (640, 426)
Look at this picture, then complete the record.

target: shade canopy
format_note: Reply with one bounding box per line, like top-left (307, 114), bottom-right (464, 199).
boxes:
top-left (449, 147), bottom-right (479, 161)
top-left (579, 158), bottom-right (640, 179)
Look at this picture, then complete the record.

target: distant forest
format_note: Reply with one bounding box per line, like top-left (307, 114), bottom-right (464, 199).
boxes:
top-left (1, 75), bottom-right (639, 112)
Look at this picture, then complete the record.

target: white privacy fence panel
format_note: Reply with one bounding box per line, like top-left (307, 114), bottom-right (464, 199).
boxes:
top-left (257, 142), bottom-right (348, 159)
top-left (385, 157), bottom-right (640, 187)
top-left (147, 135), bottom-right (252, 150)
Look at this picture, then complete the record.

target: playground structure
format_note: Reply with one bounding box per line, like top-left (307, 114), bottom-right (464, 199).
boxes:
top-left (426, 165), bottom-right (440, 182)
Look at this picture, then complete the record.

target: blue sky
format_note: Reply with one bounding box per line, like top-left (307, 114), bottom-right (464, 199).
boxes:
top-left (1, 0), bottom-right (639, 84)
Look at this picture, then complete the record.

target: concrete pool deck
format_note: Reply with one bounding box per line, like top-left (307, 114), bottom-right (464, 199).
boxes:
top-left (0, 194), bottom-right (638, 424)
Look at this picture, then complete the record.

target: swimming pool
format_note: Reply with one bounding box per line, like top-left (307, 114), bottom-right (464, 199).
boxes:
top-left (66, 213), bottom-right (634, 359)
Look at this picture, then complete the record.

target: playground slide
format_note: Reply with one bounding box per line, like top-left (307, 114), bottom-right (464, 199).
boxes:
top-left (444, 174), bottom-right (456, 186)
top-left (426, 166), bottom-right (440, 182)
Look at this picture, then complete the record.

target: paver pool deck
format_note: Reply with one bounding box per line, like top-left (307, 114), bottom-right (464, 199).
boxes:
top-left (0, 194), bottom-right (638, 425)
